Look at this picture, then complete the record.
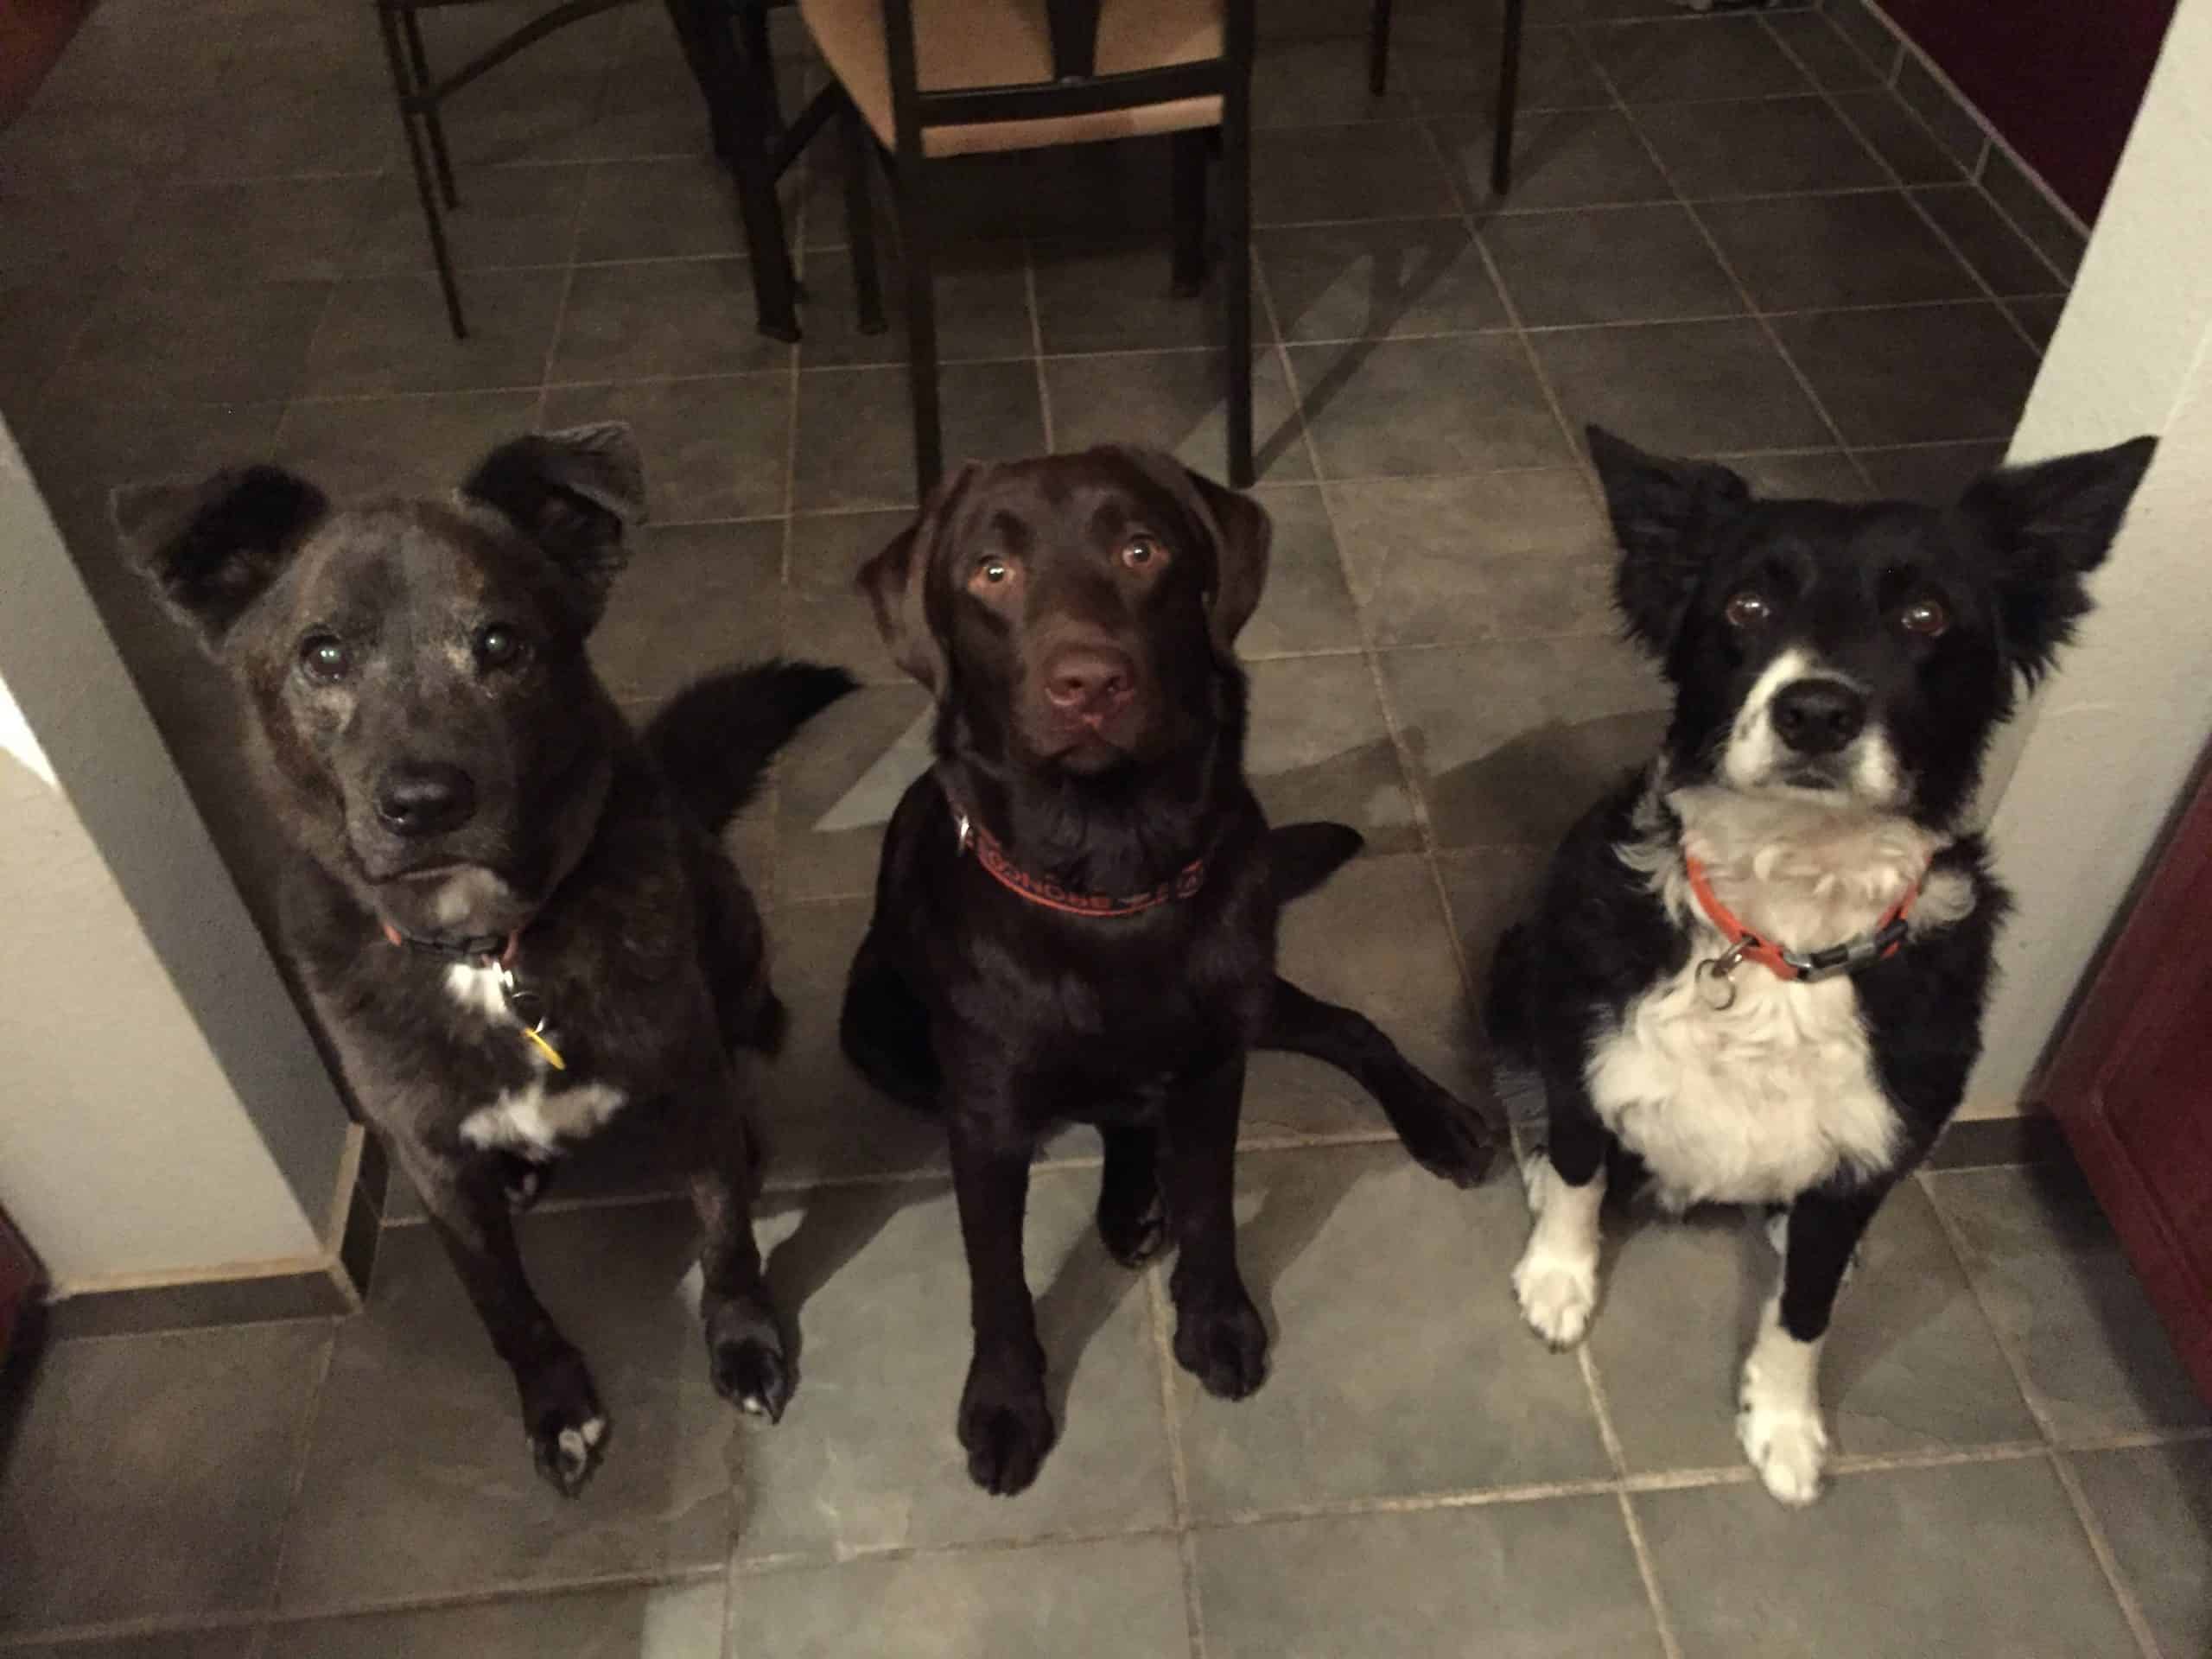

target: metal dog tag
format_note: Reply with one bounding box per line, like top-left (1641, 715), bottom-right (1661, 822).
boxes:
top-left (1694, 938), bottom-right (1754, 1012)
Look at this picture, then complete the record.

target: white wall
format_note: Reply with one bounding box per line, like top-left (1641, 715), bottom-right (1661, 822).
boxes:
top-left (0, 415), bottom-right (349, 1288)
top-left (1971, 0), bottom-right (2212, 1111)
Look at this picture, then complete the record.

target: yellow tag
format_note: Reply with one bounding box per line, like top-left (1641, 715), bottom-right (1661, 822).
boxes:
top-left (522, 1026), bottom-right (567, 1071)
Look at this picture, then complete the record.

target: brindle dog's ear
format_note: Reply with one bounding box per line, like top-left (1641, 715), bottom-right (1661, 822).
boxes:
top-left (461, 423), bottom-right (646, 626)
top-left (112, 466), bottom-right (330, 656)
top-left (858, 461), bottom-right (983, 696)
top-left (1587, 424), bottom-right (1750, 658)
top-left (1109, 448), bottom-right (1273, 657)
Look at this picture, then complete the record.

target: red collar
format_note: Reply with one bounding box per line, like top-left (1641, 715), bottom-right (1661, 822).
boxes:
top-left (380, 920), bottom-right (521, 968)
top-left (949, 795), bottom-right (1205, 918)
top-left (1684, 854), bottom-right (1916, 987)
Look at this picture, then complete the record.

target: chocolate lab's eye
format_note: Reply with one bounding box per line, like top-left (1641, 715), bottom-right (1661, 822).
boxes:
top-left (474, 623), bottom-right (527, 670)
top-left (1899, 597), bottom-right (1949, 638)
top-left (1724, 591), bottom-right (1771, 632)
top-left (299, 632), bottom-right (351, 683)
top-left (1121, 536), bottom-right (1164, 571)
top-left (969, 555), bottom-right (1018, 594)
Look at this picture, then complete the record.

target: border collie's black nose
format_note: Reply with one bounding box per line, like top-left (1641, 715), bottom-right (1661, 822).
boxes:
top-left (374, 762), bottom-right (477, 837)
top-left (1770, 679), bottom-right (1866, 756)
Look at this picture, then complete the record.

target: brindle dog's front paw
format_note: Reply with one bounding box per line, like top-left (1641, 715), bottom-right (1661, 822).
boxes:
top-left (957, 1349), bottom-right (1055, 1496)
top-left (1173, 1283), bottom-right (1269, 1401)
top-left (1096, 1180), bottom-right (1167, 1268)
top-left (705, 1301), bottom-right (794, 1424)
top-left (518, 1348), bottom-right (607, 1497)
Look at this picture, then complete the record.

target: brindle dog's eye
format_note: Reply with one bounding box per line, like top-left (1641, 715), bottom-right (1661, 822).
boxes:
top-left (474, 623), bottom-right (526, 669)
top-left (300, 633), bottom-right (351, 683)
top-left (1724, 591), bottom-right (1771, 631)
top-left (1899, 597), bottom-right (1949, 638)
top-left (1122, 536), bottom-right (1163, 570)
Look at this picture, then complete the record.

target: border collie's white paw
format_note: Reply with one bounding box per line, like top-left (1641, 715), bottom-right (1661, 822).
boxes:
top-left (1738, 1369), bottom-right (1828, 1505)
top-left (1513, 1243), bottom-right (1599, 1349)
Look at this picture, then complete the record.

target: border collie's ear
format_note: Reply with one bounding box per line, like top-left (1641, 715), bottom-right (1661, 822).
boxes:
top-left (111, 466), bottom-right (329, 655)
top-left (1587, 425), bottom-right (1749, 657)
top-left (859, 461), bottom-right (983, 696)
top-left (1109, 448), bottom-right (1273, 657)
top-left (1958, 435), bottom-right (2156, 684)
top-left (461, 423), bottom-right (645, 626)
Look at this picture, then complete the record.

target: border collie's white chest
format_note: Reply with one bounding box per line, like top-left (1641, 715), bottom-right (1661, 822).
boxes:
top-left (1587, 958), bottom-right (1897, 1210)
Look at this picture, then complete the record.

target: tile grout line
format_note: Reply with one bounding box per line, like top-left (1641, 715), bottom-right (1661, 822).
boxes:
top-left (257, 1322), bottom-right (342, 1630)
top-left (1023, 238), bottom-right (1056, 453)
top-left (1758, 11), bottom-right (2055, 359)
top-left (1578, 1338), bottom-right (1687, 1659)
top-left (1142, 1268), bottom-right (1210, 1659)
top-left (1913, 1168), bottom-right (2167, 1659)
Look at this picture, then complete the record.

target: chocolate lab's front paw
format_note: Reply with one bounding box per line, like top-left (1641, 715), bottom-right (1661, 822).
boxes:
top-left (705, 1300), bottom-right (794, 1424)
top-left (518, 1346), bottom-right (607, 1497)
top-left (1173, 1282), bottom-right (1269, 1401)
top-left (957, 1346), bottom-right (1056, 1496)
top-left (1392, 1077), bottom-right (1502, 1190)
top-left (1096, 1179), bottom-right (1167, 1268)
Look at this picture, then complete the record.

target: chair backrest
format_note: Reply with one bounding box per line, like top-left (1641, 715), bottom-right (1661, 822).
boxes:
top-left (879, 0), bottom-right (1256, 168)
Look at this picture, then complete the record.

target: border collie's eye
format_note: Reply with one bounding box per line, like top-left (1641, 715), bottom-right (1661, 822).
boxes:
top-left (299, 633), bottom-right (351, 683)
top-left (1900, 598), bottom-right (1949, 638)
top-left (1724, 591), bottom-right (1771, 631)
top-left (1121, 535), bottom-right (1165, 571)
top-left (474, 623), bottom-right (526, 670)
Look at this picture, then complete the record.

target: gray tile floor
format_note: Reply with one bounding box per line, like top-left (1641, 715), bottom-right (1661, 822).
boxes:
top-left (4, 1), bottom-right (2207, 1655)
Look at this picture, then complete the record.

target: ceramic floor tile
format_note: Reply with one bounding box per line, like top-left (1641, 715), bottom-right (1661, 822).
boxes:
top-left (773, 680), bottom-right (937, 900)
top-left (1485, 203), bottom-right (1744, 327)
top-left (784, 508), bottom-right (913, 686)
top-left (575, 157), bottom-right (747, 263)
top-left (552, 257), bottom-right (794, 383)
top-left (1586, 1183), bottom-right (2037, 1474)
top-left (726, 1536), bottom-right (1192, 1659)
top-left (1531, 318), bottom-right (1834, 456)
top-left (1197, 1497), bottom-right (1666, 1659)
top-left (542, 374), bottom-right (792, 523)
top-left (350, 164), bottom-right (591, 277)
top-left (798, 242), bottom-right (1037, 369)
top-left (2005, 296), bottom-right (2066, 355)
top-left (1236, 484), bottom-right (1364, 660)
top-left (1253, 36), bottom-right (1425, 128)
top-left (1854, 442), bottom-right (2007, 505)
top-left (2069, 1440), bottom-right (2212, 1659)
top-left (1288, 334), bottom-right (1568, 479)
top-left (593, 520), bottom-right (784, 709)
top-left (1760, 10), bottom-right (1889, 94)
top-left (1926, 1164), bottom-right (2209, 1440)
top-left (1258, 219), bottom-right (1510, 342)
top-left (59, 277), bottom-right (332, 405)
top-left (795, 361), bottom-right (1048, 513)
top-left (276, 1203), bottom-right (744, 1610)
top-left (266, 1580), bottom-right (724, 1659)
top-left (1828, 87), bottom-right (1970, 187)
top-left (1635, 1459), bottom-right (2138, 1658)
top-left (1634, 96), bottom-right (1888, 198)
top-left (1253, 123), bottom-right (1460, 225)
top-left (1436, 843), bottom-right (1556, 1028)
top-left (1719, 450), bottom-right (1871, 502)
top-left (1910, 183), bottom-right (2069, 298)
top-left (1244, 654), bottom-right (1422, 855)
top-left (0, 1324), bottom-right (331, 1633)
top-left (121, 177), bottom-right (380, 284)
top-left (1583, 16), bottom-right (1810, 102)
top-left (1823, 0), bottom-right (1904, 81)
top-left (1377, 636), bottom-right (1669, 849)
top-left (1980, 149), bottom-right (2088, 280)
top-left (0, 278), bottom-right (98, 405)
top-left (0, 181), bottom-right (143, 279)
top-left (1326, 471), bottom-right (1614, 648)
top-left (1770, 302), bottom-right (2037, 446)
top-left (306, 270), bottom-right (568, 397)
top-left (1046, 349), bottom-right (1311, 486)
top-left (1032, 237), bottom-right (1243, 357)
top-left (1696, 191), bottom-right (1981, 311)
top-left (7, 1636), bottom-right (257, 1659)
top-left (1433, 109), bottom-right (1673, 211)
top-left (275, 390), bottom-right (545, 503)
top-left (1176, 1145), bottom-right (1613, 1516)
top-left (1406, 27), bottom-right (1609, 116)
top-left (735, 1169), bottom-right (1176, 1556)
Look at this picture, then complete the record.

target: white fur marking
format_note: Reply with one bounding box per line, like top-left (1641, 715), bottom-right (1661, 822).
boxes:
top-left (1512, 1157), bottom-right (1605, 1349)
top-left (446, 960), bottom-right (510, 1019)
top-left (1738, 1293), bottom-right (1829, 1505)
top-left (581, 1414), bottom-right (607, 1449)
top-left (461, 1080), bottom-right (626, 1154)
top-left (1721, 648), bottom-right (1810, 791)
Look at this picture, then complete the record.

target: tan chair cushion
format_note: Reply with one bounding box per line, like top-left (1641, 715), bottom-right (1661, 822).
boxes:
top-left (801, 0), bottom-right (1226, 157)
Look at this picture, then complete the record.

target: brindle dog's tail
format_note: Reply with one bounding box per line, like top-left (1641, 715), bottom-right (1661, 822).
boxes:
top-left (645, 659), bottom-right (858, 832)
top-left (1268, 822), bottom-right (1365, 906)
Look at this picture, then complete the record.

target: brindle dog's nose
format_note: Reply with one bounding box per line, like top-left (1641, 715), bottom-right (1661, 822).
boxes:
top-left (374, 761), bottom-right (477, 837)
top-left (1044, 645), bottom-right (1136, 721)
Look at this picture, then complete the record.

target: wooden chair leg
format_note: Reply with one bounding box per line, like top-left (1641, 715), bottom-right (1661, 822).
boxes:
top-left (1368, 0), bottom-right (1393, 99)
top-left (378, 4), bottom-right (466, 338)
top-left (896, 172), bottom-right (944, 494)
top-left (1220, 108), bottom-right (1253, 488)
top-left (843, 100), bottom-right (887, 336)
top-left (1171, 129), bottom-right (1207, 299)
top-left (1491, 0), bottom-right (1525, 197)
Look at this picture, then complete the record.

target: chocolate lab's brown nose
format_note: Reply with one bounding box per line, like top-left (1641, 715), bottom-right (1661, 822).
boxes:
top-left (1044, 645), bottom-right (1135, 721)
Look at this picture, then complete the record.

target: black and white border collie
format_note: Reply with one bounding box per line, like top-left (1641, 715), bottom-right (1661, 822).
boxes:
top-left (1491, 426), bottom-right (2156, 1504)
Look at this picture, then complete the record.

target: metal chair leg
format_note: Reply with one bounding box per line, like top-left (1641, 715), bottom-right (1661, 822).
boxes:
top-left (843, 102), bottom-right (887, 336)
top-left (1368, 0), bottom-right (1393, 99)
top-left (1221, 103), bottom-right (1253, 488)
top-left (1171, 129), bottom-right (1206, 299)
top-left (378, 5), bottom-right (467, 338)
top-left (398, 6), bottom-right (459, 208)
top-left (693, 0), bottom-right (800, 340)
top-left (739, 0), bottom-right (783, 133)
top-left (1491, 0), bottom-right (1525, 197)
top-left (896, 172), bottom-right (944, 495)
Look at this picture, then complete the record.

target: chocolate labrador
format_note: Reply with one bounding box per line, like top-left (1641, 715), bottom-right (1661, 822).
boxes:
top-left (839, 447), bottom-right (1499, 1496)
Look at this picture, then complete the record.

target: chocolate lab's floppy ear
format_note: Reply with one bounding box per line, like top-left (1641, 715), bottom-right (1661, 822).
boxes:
top-left (1109, 448), bottom-right (1272, 656)
top-left (112, 465), bottom-right (330, 655)
top-left (1957, 435), bottom-right (2156, 687)
top-left (461, 423), bottom-right (646, 627)
top-left (858, 461), bottom-right (983, 696)
top-left (1587, 425), bottom-right (1750, 658)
